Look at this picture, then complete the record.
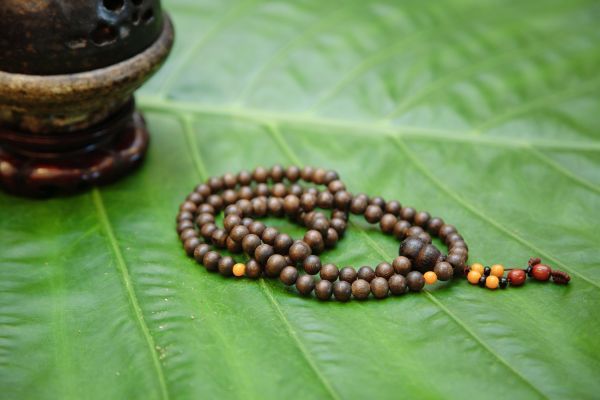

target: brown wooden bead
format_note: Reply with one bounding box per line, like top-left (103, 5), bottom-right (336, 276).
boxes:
top-left (253, 166), bottom-right (268, 182)
top-left (414, 243), bottom-right (441, 272)
top-left (286, 166), bottom-right (300, 182)
top-left (180, 229), bottom-right (197, 241)
top-left (328, 180), bottom-right (346, 193)
top-left (184, 237), bottom-right (201, 256)
top-left (325, 228), bottom-right (339, 248)
top-left (300, 166), bottom-right (314, 181)
top-left (193, 243), bottom-right (211, 263)
top-left (385, 200), bottom-right (402, 216)
top-left (279, 266), bottom-right (298, 285)
top-left (208, 176), bottom-right (223, 191)
top-left (187, 192), bottom-right (203, 204)
top-left (200, 223), bottom-right (217, 240)
top-left (375, 262), bottom-right (394, 279)
top-left (406, 225), bottom-right (425, 238)
top-left (289, 184), bottom-right (303, 197)
top-left (289, 241), bottom-right (311, 263)
top-left (230, 225), bottom-right (249, 242)
top-left (239, 186), bottom-right (253, 200)
top-left (254, 244), bottom-right (275, 266)
top-left (283, 194), bottom-right (300, 215)
top-left (532, 264), bottom-right (551, 281)
top-left (369, 196), bottom-right (386, 209)
top-left (380, 214), bottom-right (398, 234)
top-left (315, 280), bottom-right (333, 301)
top-left (331, 210), bottom-right (348, 221)
top-left (393, 220), bottom-right (411, 240)
top-left (446, 253), bottom-right (466, 270)
top-left (223, 214), bottom-right (242, 232)
top-left (352, 279), bottom-right (371, 300)
top-left (273, 234), bottom-right (293, 254)
top-left (370, 277), bottom-right (389, 299)
top-left (414, 211), bottom-right (430, 227)
top-left (300, 193), bottom-right (317, 211)
top-left (392, 256), bottom-right (412, 275)
top-left (333, 281), bottom-right (352, 302)
top-left (400, 207), bottom-right (416, 221)
top-left (320, 263), bottom-right (339, 281)
top-left (312, 168), bottom-right (326, 184)
top-left (207, 195), bottom-right (223, 211)
top-left (197, 204), bottom-right (215, 215)
top-left (350, 194), bottom-right (368, 214)
top-left (339, 266), bottom-right (357, 283)
top-left (242, 234), bottom-right (261, 256)
top-left (261, 227), bottom-right (279, 245)
top-left (251, 197), bottom-right (267, 217)
top-left (203, 251), bottom-right (221, 272)
top-left (330, 218), bottom-right (347, 236)
top-left (303, 255), bottom-right (322, 275)
top-left (248, 221), bottom-right (266, 236)
top-left (317, 191), bottom-right (334, 209)
top-left (304, 230), bottom-right (324, 254)
top-left (267, 197), bottom-right (284, 216)
top-left (177, 211), bottom-right (193, 222)
top-left (365, 205), bottom-right (383, 223)
top-left (357, 266), bottom-right (376, 282)
top-left (406, 271), bottom-right (425, 292)
top-left (222, 189), bottom-right (237, 205)
top-left (246, 259), bottom-right (262, 278)
top-left (195, 213), bottom-right (215, 227)
top-left (296, 275), bottom-right (315, 296)
top-left (211, 229), bottom-right (228, 248)
top-left (334, 190), bottom-right (352, 210)
top-left (311, 218), bottom-right (330, 236)
top-left (323, 170), bottom-right (339, 184)
top-left (427, 217), bottom-right (444, 235)
top-left (236, 170), bottom-right (251, 185)
top-left (222, 172), bottom-right (237, 188)
top-left (265, 254), bottom-right (287, 277)
top-left (195, 183), bottom-right (211, 197)
top-left (438, 224), bottom-right (457, 241)
top-left (218, 256), bottom-right (235, 276)
top-left (416, 232), bottom-right (432, 243)
top-left (270, 164), bottom-right (285, 182)
top-left (388, 274), bottom-right (407, 295)
top-left (508, 269), bottom-right (526, 286)
top-left (434, 261), bottom-right (454, 281)
top-left (180, 201), bottom-right (197, 213)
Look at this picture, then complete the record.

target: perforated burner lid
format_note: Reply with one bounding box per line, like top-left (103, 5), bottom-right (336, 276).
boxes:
top-left (0, 0), bottom-right (164, 75)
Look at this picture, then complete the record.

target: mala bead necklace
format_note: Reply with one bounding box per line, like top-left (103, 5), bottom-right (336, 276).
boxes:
top-left (176, 165), bottom-right (570, 302)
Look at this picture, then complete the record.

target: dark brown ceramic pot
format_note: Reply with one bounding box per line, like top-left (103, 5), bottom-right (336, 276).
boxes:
top-left (0, 0), bottom-right (174, 196)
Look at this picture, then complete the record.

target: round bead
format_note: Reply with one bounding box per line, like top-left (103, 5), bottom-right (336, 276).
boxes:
top-left (296, 275), bottom-right (315, 296)
top-left (230, 225), bottom-right (249, 242)
top-left (242, 234), bottom-right (261, 256)
top-left (470, 263), bottom-right (484, 275)
top-left (434, 262), bottom-right (454, 281)
top-left (315, 280), bottom-right (333, 301)
top-left (193, 244), bottom-right (211, 263)
top-left (289, 241), bottom-right (311, 263)
top-left (184, 237), bottom-right (201, 256)
top-left (245, 259), bottom-right (262, 278)
top-left (507, 269), bottom-right (526, 286)
top-left (254, 244), bottom-right (275, 265)
top-left (303, 230), bottom-right (324, 254)
top-left (320, 263), bottom-right (339, 281)
top-left (261, 227), bottom-right (279, 245)
top-left (380, 214), bottom-right (398, 234)
top-left (333, 281), bottom-right (352, 302)
top-left (423, 271), bottom-right (438, 285)
top-left (265, 254), bottom-right (287, 277)
top-left (357, 266), bottom-right (376, 282)
top-left (370, 277), bottom-right (389, 299)
top-left (364, 205), bottom-right (383, 223)
top-left (218, 256), bottom-right (235, 276)
top-left (273, 234), bottom-right (294, 254)
top-left (352, 279), bottom-right (371, 300)
top-left (339, 267), bottom-right (357, 283)
top-left (392, 256), bottom-right (412, 276)
top-left (303, 255), bottom-right (322, 275)
top-left (490, 264), bottom-right (504, 277)
top-left (532, 264), bottom-right (551, 281)
top-left (406, 271), bottom-right (425, 292)
top-left (375, 262), bottom-right (394, 279)
top-left (203, 251), bottom-right (221, 272)
top-left (485, 275), bottom-right (499, 290)
top-left (499, 277), bottom-right (508, 289)
top-left (280, 266), bottom-right (299, 286)
top-left (467, 270), bottom-right (481, 285)
top-left (478, 276), bottom-right (487, 287)
top-left (388, 274), bottom-right (407, 295)
top-left (232, 263), bottom-right (246, 277)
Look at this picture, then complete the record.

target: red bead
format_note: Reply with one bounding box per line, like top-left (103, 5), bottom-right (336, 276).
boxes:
top-left (532, 264), bottom-right (551, 281)
top-left (507, 269), bottom-right (526, 286)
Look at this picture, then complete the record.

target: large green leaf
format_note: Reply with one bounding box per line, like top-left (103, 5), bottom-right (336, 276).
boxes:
top-left (2, 0), bottom-right (599, 398)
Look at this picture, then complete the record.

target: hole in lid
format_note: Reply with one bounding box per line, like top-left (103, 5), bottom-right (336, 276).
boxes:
top-left (131, 10), bottom-right (141, 25)
top-left (142, 8), bottom-right (154, 23)
top-left (90, 22), bottom-right (118, 46)
top-left (102, 0), bottom-right (125, 12)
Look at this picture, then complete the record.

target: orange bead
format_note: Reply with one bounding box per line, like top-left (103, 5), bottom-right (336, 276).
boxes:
top-left (470, 263), bottom-right (484, 275)
top-left (485, 275), bottom-right (499, 290)
top-left (423, 271), bottom-right (437, 284)
top-left (490, 264), bottom-right (504, 277)
top-left (232, 263), bottom-right (246, 277)
top-left (467, 270), bottom-right (482, 285)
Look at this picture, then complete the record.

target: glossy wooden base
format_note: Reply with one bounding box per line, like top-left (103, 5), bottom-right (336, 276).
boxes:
top-left (0, 106), bottom-right (149, 197)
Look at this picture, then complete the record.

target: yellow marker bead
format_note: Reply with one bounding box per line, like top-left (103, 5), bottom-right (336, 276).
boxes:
top-left (490, 264), bottom-right (504, 277)
top-left (423, 271), bottom-right (438, 284)
top-left (467, 271), bottom-right (482, 285)
top-left (232, 263), bottom-right (246, 277)
top-left (470, 263), bottom-right (484, 275)
top-left (485, 275), bottom-right (499, 290)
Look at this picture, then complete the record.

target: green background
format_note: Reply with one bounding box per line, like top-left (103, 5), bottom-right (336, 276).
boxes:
top-left (1, 0), bottom-right (599, 399)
